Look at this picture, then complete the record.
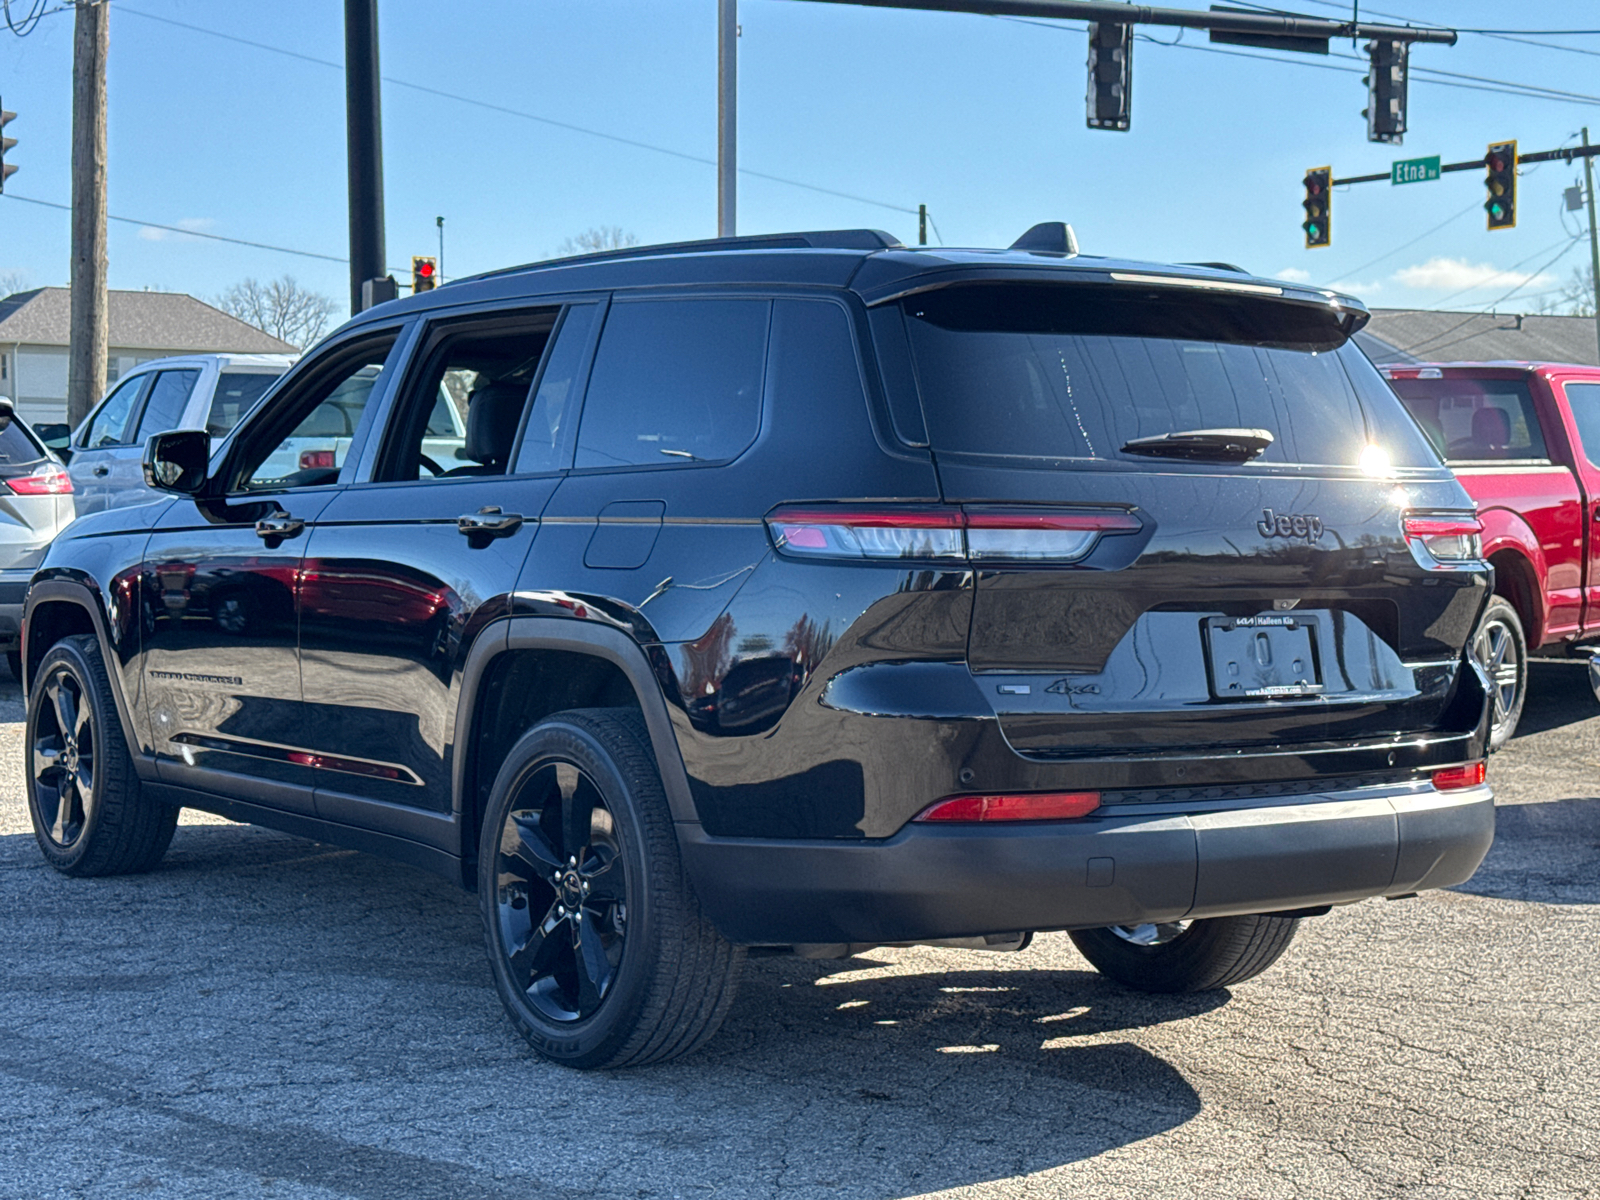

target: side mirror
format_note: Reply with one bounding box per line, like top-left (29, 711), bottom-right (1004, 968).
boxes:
top-left (143, 429), bottom-right (211, 494)
top-left (0, 397), bottom-right (13, 433)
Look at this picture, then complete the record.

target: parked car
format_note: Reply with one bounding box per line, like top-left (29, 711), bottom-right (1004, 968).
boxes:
top-left (1381, 361), bottom-right (1600, 747)
top-left (67, 353), bottom-right (295, 514)
top-left (21, 228), bottom-right (1495, 1070)
top-left (0, 397), bottom-right (74, 678)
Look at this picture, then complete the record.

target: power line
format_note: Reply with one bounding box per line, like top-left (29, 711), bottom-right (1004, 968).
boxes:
top-left (1320, 199), bottom-right (1481, 286)
top-left (113, 5), bottom-right (918, 217)
top-left (0, 191), bottom-right (417, 275)
top-left (1399, 238), bottom-right (1583, 355)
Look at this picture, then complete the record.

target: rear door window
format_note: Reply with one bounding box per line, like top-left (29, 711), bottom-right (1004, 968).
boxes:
top-left (131, 369), bottom-right (202, 443)
top-left (207, 371), bottom-right (283, 436)
top-left (574, 298), bottom-right (769, 469)
top-left (0, 419), bottom-right (45, 466)
top-left (1389, 376), bottom-right (1547, 462)
top-left (901, 283), bottom-right (1375, 469)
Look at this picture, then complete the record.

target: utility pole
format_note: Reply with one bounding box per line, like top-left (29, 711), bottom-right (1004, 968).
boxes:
top-left (1584, 128), bottom-right (1600, 365)
top-left (67, 0), bottom-right (109, 429)
top-left (918, 204), bottom-right (927, 245)
top-left (436, 215), bottom-right (445, 284)
top-left (717, 0), bottom-right (737, 237)
top-left (345, 0), bottom-right (386, 314)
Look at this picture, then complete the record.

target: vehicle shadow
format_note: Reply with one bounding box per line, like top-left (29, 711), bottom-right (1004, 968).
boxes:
top-left (1455, 795), bottom-right (1600, 905)
top-left (0, 820), bottom-right (1210, 1198)
top-left (1509, 661), bottom-right (1597, 739)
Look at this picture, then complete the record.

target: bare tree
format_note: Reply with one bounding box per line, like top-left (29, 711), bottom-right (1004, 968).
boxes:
top-left (216, 275), bottom-right (338, 349)
top-left (556, 226), bottom-right (639, 257)
top-left (1553, 265), bottom-right (1599, 317)
top-left (0, 269), bottom-right (29, 300)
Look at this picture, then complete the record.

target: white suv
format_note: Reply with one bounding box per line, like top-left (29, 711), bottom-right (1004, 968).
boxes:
top-left (67, 353), bottom-right (296, 514)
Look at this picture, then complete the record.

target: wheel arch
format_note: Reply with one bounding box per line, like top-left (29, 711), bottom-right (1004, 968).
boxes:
top-left (454, 617), bottom-right (697, 889)
top-left (22, 579), bottom-right (144, 763)
top-left (1476, 506), bottom-right (1547, 646)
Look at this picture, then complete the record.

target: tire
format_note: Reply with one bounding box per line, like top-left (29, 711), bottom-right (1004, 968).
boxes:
top-left (1474, 595), bottom-right (1527, 752)
top-left (25, 633), bottom-right (177, 876)
top-left (6, 650), bottom-right (21, 682)
top-left (478, 708), bottom-right (744, 1069)
top-left (1069, 913), bottom-right (1301, 993)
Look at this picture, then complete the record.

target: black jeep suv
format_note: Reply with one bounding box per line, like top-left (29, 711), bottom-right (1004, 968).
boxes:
top-left (22, 228), bottom-right (1496, 1068)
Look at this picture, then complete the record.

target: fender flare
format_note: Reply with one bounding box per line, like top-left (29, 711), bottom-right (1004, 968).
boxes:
top-left (23, 577), bottom-right (148, 770)
top-left (451, 616), bottom-right (700, 833)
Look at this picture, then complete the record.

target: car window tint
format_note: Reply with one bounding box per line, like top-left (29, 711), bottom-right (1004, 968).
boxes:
top-left (207, 371), bottom-right (282, 436)
top-left (1564, 382), bottom-right (1600, 468)
top-left (132, 370), bottom-right (201, 443)
top-left (902, 285), bottom-right (1366, 468)
top-left (237, 340), bottom-right (396, 492)
top-left (1389, 377), bottom-right (1547, 462)
top-left (515, 303), bottom-right (599, 475)
top-left (83, 376), bottom-right (145, 448)
top-left (0, 418), bottom-right (44, 465)
top-left (376, 314), bottom-right (554, 483)
top-left (574, 299), bottom-right (769, 470)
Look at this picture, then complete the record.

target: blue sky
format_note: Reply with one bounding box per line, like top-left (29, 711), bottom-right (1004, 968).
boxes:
top-left (3, 0), bottom-right (1600, 319)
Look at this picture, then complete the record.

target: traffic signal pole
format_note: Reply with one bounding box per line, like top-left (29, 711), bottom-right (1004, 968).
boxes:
top-left (717, 0), bottom-right (737, 237)
top-left (345, 0), bottom-right (386, 315)
top-left (1584, 128), bottom-right (1600, 362)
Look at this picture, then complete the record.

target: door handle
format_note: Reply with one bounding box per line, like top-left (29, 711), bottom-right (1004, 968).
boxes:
top-left (255, 514), bottom-right (305, 545)
top-left (92, 466), bottom-right (109, 477)
top-left (457, 506), bottom-right (523, 544)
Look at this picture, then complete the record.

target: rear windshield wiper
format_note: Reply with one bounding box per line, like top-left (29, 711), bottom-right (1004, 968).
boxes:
top-left (1120, 428), bottom-right (1274, 463)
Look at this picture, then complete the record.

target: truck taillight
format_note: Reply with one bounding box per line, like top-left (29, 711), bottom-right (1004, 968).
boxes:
top-left (6, 463), bottom-right (73, 495)
top-left (1403, 513), bottom-right (1483, 566)
top-left (766, 506), bottom-right (1141, 565)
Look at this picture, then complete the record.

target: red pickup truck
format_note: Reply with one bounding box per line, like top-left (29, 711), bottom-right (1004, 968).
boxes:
top-left (1382, 361), bottom-right (1600, 747)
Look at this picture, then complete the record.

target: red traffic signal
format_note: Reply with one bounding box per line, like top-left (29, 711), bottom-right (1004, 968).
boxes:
top-left (412, 256), bottom-right (438, 293)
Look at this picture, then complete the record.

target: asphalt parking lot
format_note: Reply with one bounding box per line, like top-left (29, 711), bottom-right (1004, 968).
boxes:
top-left (1, 665), bottom-right (1597, 1200)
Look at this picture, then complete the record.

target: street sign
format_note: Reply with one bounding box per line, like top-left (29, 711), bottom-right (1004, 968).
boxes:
top-left (1391, 155), bottom-right (1440, 185)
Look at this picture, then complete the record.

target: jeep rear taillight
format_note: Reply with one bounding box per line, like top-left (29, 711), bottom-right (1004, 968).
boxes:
top-left (1403, 513), bottom-right (1483, 566)
top-left (1432, 761), bottom-right (1486, 791)
top-left (766, 506), bottom-right (1140, 565)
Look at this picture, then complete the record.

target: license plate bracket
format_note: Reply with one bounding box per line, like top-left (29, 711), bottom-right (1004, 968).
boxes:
top-left (1204, 615), bottom-right (1323, 700)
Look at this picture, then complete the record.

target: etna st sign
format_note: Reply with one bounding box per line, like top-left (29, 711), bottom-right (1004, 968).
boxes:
top-left (1392, 155), bottom-right (1441, 185)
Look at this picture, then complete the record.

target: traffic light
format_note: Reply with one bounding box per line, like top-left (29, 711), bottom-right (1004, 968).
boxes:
top-left (411, 256), bottom-right (437, 293)
top-left (1485, 141), bottom-right (1517, 231)
top-left (1086, 21), bottom-right (1132, 132)
top-left (1302, 166), bottom-right (1331, 249)
top-left (1363, 40), bottom-right (1408, 145)
top-left (0, 100), bottom-right (16, 194)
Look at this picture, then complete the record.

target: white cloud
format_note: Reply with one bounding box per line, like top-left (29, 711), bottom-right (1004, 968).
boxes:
top-left (1335, 279), bottom-right (1384, 297)
top-left (1393, 256), bottom-right (1554, 293)
top-left (1274, 267), bottom-right (1312, 282)
top-left (137, 217), bottom-right (216, 243)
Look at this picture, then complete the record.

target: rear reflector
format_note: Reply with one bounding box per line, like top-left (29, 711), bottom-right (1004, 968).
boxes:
top-left (6, 463), bottom-right (73, 495)
top-left (915, 791), bottom-right (1102, 822)
top-left (1431, 761), bottom-right (1486, 791)
top-left (1403, 512), bottom-right (1483, 566)
top-left (299, 449), bottom-right (337, 471)
top-left (768, 505), bottom-right (1140, 565)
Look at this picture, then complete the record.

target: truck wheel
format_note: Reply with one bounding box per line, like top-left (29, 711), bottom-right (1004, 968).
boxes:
top-left (26, 634), bottom-right (177, 876)
top-left (1474, 595), bottom-right (1527, 751)
top-left (479, 708), bottom-right (744, 1069)
top-left (1069, 914), bottom-right (1300, 993)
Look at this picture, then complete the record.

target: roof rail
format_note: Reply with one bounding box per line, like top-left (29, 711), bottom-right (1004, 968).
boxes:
top-left (468, 229), bottom-right (904, 283)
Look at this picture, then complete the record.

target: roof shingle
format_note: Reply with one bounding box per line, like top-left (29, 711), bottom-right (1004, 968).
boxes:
top-left (0, 287), bottom-right (299, 353)
top-left (1357, 308), bottom-right (1599, 367)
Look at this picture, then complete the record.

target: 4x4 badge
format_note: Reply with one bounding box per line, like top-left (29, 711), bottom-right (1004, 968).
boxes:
top-left (1257, 508), bottom-right (1324, 542)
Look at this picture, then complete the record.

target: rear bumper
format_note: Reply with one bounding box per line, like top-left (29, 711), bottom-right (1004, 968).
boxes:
top-left (679, 784), bottom-right (1495, 944)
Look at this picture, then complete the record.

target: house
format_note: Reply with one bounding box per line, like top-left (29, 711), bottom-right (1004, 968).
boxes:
top-left (0, 287), bottom-right (297, 426)
top-left (1357, 308), bottom-right (1599, 366)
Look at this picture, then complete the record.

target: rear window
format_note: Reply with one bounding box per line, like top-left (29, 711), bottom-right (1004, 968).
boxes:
top-left (208, 371), bottom-right (282, 436)
top-left (0, 419), bottom-right (45, 468)
top-left (900, 283), bottom-right (1414, 469)
top-left (1388, 376), bottom-right (1547, 462)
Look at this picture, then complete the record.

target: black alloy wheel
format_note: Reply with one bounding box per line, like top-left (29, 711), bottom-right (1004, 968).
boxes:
top-left (479, 709), bottom-right (743, 1069)
top-left (33, 663), bottom-right (95, 848)
top-left (25, 634), bottom-right (177, 876)
top-left (494, 760), bottom-right (626, 1023)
